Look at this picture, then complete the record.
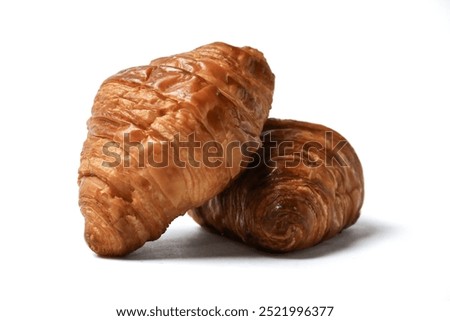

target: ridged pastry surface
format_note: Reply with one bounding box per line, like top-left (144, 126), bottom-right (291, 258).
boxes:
top-left (189, 119), bottom-right (364, 252)
top-left (78, 42), bottom-right (274, 256)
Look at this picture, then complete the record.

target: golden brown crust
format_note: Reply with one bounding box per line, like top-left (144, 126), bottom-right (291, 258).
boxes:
top-left (189, 118), bottom-right (364, 252)
top-left (78, 43), bottom-right (274, 256)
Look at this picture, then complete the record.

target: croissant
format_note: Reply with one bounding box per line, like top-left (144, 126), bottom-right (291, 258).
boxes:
top-left (78, 42), bottom-right (274, 256)
top-left (189, 119), bottom-right (364, 252)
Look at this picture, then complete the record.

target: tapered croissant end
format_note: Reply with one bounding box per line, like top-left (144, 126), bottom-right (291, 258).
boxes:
top-left (253, 199), bottom-right (314, 252)
top-left (79, 176), bottom-right (147, 257)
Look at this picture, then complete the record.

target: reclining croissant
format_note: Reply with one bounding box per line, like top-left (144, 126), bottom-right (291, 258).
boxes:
top-left (190, 119), bottom-right (364, 252)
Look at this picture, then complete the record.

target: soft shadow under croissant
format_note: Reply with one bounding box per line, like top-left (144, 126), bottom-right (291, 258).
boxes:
top-left (189, 118), bottom-right (364, 252)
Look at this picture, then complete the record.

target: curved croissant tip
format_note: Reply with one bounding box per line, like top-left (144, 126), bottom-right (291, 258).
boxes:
top-left (253, 199), bottom-right (315, 252)
top-left (83, 209), bottom-right (128, 257)
top-left (78, 177), bottom-right (128, 257)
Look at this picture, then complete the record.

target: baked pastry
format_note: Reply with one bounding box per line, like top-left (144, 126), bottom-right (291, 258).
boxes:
top-left (78, 42), bottom-right (274, 256)
top-left (189, 119), bottom-right (364, 252)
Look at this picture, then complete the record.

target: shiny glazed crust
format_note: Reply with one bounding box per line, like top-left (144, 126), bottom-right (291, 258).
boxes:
top-left (189, 119), bottom-right (364, 252)
top-left (78, 42), bottom-right (274, 256)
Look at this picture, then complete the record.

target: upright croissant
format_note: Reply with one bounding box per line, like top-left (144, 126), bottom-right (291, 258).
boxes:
top-left (78, 42), bottom-right (274, 256)
top-left (189, 119), bottom-right (364, 252)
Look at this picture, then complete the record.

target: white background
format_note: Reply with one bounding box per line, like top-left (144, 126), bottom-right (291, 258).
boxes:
top-left (1, 0), bottom-right (449, 320)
